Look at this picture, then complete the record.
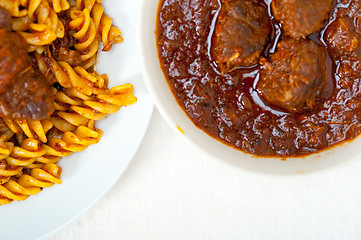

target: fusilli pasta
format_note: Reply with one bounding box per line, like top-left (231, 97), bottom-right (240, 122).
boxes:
top-left (69, 0), bottom-right (122, 69)
top-left (0, 0), bottom-right (136, 205)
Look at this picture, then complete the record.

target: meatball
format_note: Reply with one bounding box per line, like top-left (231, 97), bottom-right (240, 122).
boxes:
top-left (257, 39), bottom-right (332, 113)
top-left (272, 0), bottom-right (332, 39)
top-left (1, 68), bottom-right (55, 119)
top-left (0, 29), bottom-right (29, 94)
top-left (0, 8), bottom-right (54, 119)
top-left (211, 0), bottom-right (270, 74)
top-left (324, 17), bottom-right (361, 60)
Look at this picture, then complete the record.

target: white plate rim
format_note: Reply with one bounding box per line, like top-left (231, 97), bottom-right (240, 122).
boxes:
top-left (0, 1), bottom-right (154, 239)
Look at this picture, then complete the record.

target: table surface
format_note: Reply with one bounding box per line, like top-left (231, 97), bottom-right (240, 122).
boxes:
top-left (48, 109), bottom-right (361, 240)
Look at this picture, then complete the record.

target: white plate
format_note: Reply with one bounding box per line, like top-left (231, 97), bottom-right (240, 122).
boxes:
top-left (0, 1), bottom-right (153, 239)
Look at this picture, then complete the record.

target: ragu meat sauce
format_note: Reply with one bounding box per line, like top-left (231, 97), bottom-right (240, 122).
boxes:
top-left (156, 0), bottom-right (361, 157)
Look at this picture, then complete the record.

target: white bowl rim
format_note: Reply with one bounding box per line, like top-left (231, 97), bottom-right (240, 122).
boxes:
top-left (137, 0), bottom-right (361, 176)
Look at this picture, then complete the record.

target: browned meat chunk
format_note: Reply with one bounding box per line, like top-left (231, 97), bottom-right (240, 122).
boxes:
top-left (51, 19), bottom-right (82, 68)
top-left (51, 42), bottom-right (82, 67)
top-left (0, 29), bottom-right (29, 94)
top-left (257, 39), bottom-right (332, 112)
top-left (0, 7), bottom-right (10, 30)
top-left (0, 8), bottom-right (54, 119)
top-left (211, 0), bottom-right (270, 74)
top-left (324, 17), bottom-right (361, 59)
top-left (272, 0), bottom-right (332, 39)
top-left (1, 68), bottom-right (55, 119)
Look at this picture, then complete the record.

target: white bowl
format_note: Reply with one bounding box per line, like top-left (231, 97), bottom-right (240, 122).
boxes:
top-left (137, 0), bottom-right (361, 175)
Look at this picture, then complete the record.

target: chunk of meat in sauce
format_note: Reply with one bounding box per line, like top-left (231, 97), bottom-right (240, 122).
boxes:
top-left (324, 17), bottom-right (361, 59)
top-left (0, 29), bottom-right (29, 94)
top-left (211, 0), bottom-right (270, 74)
top-left (2, 68), bottom-right (55, 119)
top-left (51, 40), bottom-right (82, 67)
top-left (272, 0), bottom-right (332, 39)
top-left (257, 39), bottom-right (332, 112)
top-left (0, 7), bottom-right (10, 30)
top-left (0, 7), bottom-right (54, 119)
top-left (50, 18), bottom-right (82, 68)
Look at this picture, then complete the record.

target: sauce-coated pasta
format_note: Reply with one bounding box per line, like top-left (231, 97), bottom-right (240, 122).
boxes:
top-left (0, 0), bottom-right (136, 205)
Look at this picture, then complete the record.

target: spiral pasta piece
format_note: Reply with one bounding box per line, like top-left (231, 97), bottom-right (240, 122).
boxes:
top-left (0, 163), bottom-right (62, 205)
top-left (1, 0), bottom-right (68, 50)
top-left (0, 0), bottom-right (27, 17)
top-left (50, 60), bottom-right (95, 95)
top-left (69, 0), bottom-right (122, 68)
top-left (99, 13), bottom-right (122, 51)
top-left (54, 87), bottom-right (93, 111)
top-left (42, 120), bottom-right (102, 158)
top-left (6, 138), bottom-right (48, 170)
top-left (2, 118), bottom-right (53, 143)
top-left (51, 0), bottom-right (70, 13)
top-left (0, 136), bottom-right (16, 185)
top-left (53, 84), bottom-right (137, 123)
top-left (49, 58), bottom-right (114, 94)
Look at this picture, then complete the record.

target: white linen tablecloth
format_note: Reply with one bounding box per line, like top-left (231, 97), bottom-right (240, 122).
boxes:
top-left (48, 109), bottom-right (361, 240)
